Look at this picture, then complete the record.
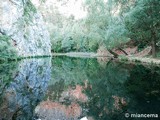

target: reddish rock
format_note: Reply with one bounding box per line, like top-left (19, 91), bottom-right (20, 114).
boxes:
top-left (35, 100), bottom-right (82, 119)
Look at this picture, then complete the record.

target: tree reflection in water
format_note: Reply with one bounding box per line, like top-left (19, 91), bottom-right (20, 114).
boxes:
top-left (0, 57), bottom-right (160, 120)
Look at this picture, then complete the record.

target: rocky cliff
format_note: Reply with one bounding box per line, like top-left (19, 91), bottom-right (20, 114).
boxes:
top-left (0, 0), bottom-right (51, 57)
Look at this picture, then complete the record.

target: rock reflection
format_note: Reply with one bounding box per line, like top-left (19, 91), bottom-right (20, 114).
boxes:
top-left (34, 57), bottom-right (130, 120)
top-left (36, 82), bottom-right (89, 120)
top-left (35, 101), bottom-right (82, 120)
top-left (0, 58), bottom-right (51, 120)
top-left (60, 85), bottom-right (88, 103)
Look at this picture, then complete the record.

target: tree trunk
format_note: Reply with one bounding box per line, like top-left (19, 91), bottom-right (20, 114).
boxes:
top-left (107, 49), bottom-right (119, 58)
top-left (151, 29), bottom-right (157, 58)
top-left (117, 47), bottom-right (128, 55)
top-left (151, 39), bottom-right (156, 58)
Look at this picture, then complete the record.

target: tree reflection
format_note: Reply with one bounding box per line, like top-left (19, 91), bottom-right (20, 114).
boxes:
top-left (47, 57), bottom-right (160, 120)
top-left (46, 57), bottom-right (130, 120)
top-left (1, 57), bottom-right (160, 120)
top-left (125, 65), bottom-right (160, 115)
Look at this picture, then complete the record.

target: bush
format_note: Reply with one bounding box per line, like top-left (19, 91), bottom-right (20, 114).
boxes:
top-left (0, 35), bottom-right (17, 62)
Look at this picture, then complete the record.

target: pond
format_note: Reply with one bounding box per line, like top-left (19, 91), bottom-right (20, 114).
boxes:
top-left (0, 57), bottom-right (160, 120)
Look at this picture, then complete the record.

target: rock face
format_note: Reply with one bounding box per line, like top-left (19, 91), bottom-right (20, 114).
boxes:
top-left (0, 0), bottom-right (51, 57)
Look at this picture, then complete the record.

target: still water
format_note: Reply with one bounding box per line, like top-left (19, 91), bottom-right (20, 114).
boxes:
top-left (0, 57), bottom-right (160, 120)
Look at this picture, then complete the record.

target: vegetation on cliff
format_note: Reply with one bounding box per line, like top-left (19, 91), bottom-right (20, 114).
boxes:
top-left (0, 34), bottom-right (17, 62)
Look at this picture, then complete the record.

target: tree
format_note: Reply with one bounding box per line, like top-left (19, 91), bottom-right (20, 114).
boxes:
top-left (124, 0), bottom-right (160, 57)
top-left (83, 0), bottom-right (129, 56)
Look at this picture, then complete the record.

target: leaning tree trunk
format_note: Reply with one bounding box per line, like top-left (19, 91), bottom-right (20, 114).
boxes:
top-left (107, 49), bottom-right (119, 58)
top-left (117, 47), bottom-right (128, 55)
top-left (151, 40), bottom-right (156, 58)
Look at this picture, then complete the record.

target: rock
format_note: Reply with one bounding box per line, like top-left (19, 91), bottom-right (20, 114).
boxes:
top-left (0, 0), bottom-right (51, 57)
top-left (80, 117), bottom-right (88, 120)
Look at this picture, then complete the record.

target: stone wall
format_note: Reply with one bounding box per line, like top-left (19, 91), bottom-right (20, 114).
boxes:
top-left (0, 0), bottom-right (51, 57)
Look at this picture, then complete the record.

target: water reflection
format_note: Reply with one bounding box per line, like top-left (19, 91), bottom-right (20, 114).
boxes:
top-left (0, 58), bottom-right (51, 120)
top-left (125, 65), bottom-right (160, 115)
top-left (0, 57), bottom-right (160, 120)
top-left (45, 57), bottom-right (130, 120)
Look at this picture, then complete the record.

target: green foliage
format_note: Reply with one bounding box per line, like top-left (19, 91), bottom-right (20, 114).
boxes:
top-left (0, 35), bottom-right (10, 41)
top-left (39, 0), bottom-right (160, 54)
top-left (0, 35), bottom-right (17, 62)
top-left (41, 0), bottom-right (130, 53)
top-left (0, 62), bottom-right (18, 107)
top-left (0, 62), bottom-right (18, 86)
top-left (23, 0), bottom-right (37, 25)
top-left (124, 0), bottom-right (160, 46)
top-left (119, 55), bottom-right (128, 62)
top-left (84, 0), bottom-right (130, 50)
